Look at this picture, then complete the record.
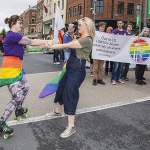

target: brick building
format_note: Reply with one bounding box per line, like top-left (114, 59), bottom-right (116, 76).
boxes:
top-left (20, 6), bottom-right (37, 38)
top-left (36, 0), bottom-right (44, 38)
top-left (66, 0), bottom-right (145, 31)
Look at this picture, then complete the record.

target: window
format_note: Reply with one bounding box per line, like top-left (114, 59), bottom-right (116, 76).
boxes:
top-left (62, 0), bottom-right (64, 9)
top-left (118, 1), bottom-right (124, 14)
top-left (31, 18), bottom-right (35, 24)
top-left (137, 4), bottom-right (142, 14)
top-left (73, 6), bottom-right (76, 16)
top-left (78, 4), bottom-right (82, 15)
top-left (92, 0), bottom-right (103, 13)
top-left (32, 12), bottom-right (35, 16)
top-left (68, 8), bottom-right (72, 18)
top-left (127, 3), bottom-right (134, 15)
top-left (49, 6), bottom-right (51, 15)
top-left (54, 3), bottom-right (56, 13)
top-left (31, 27), bottom-right (35, 34)
top-left (58, 1), bottom-right (60, 7)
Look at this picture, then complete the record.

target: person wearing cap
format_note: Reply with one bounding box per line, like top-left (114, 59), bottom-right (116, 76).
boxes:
top-left (63, 24), bottom-right (75, 61)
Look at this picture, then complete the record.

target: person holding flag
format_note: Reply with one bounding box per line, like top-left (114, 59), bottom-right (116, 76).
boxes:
top-left (45, 17), bottom-right (95, 138)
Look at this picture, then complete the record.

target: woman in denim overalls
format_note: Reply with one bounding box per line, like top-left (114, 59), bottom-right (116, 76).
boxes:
top-left (46, 17), bottom-right (95, 138)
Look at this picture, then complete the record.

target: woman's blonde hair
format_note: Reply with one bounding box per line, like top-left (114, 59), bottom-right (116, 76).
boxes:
top-left (78, 17), bottom-right (95, 39)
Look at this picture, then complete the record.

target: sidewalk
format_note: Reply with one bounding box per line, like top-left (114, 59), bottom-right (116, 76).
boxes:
top-left (0, 69), bottom-right (150, 121)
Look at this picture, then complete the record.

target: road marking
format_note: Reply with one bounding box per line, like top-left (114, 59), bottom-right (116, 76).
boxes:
top-left (27, 71), bottom-right (60, 75)
top-left (8, 97), bottom-right (150, 126)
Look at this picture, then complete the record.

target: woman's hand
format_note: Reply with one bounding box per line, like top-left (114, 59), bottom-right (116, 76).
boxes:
top-left (45, 40), bottom-right (53, 49)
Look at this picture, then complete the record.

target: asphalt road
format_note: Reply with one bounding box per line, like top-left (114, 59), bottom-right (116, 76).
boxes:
top-left (0, 100), bottom-right (150, 150)
top-left (0, 53), bottom-right (150, 150)
top-left (0, 53), bottom-right (62, 74)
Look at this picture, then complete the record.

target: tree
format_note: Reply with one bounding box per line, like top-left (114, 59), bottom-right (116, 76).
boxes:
top-left (0, 28), bottom-right (6, 38)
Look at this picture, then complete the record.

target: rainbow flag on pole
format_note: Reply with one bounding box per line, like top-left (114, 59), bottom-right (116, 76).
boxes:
top-left (39, 63), bottom-right (66, 98)
top-left (0, 56), bottom-right (23, 87)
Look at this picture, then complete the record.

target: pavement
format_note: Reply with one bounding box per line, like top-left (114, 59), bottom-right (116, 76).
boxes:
top-left (0, 53), bottom-right (150, 149)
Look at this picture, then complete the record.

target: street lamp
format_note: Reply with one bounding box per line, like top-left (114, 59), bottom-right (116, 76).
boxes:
top-left (91, 0), bottom-right (97, 25)
top-left (144, 0), bottom-right (147, 26)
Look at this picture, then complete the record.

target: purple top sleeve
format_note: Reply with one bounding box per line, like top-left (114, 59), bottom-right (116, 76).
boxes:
top-left (4, 31), bottom-right (24, 60)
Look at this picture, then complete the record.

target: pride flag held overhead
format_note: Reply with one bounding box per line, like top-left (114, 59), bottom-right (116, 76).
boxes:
top-left (38, 63), bottom-right (66, 98)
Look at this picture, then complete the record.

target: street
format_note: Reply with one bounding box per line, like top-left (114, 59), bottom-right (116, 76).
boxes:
top-left (0, 53), bottom-right (150, 150)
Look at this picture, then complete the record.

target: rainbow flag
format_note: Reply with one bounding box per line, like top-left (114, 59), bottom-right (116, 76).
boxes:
top-left (58, 30), bottom-right (64, 44)
top-left (0, 56), bottom-right (23, 87)
top-left (39, 63), bottom-right (66, 98)
top-left (39, 33), bottom-right (83, 98)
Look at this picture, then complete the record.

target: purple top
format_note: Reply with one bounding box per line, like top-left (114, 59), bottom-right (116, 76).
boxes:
top-left (4, 30), bottom-right (24, 60)
top-left (112, 28), bottom-right (128, 35)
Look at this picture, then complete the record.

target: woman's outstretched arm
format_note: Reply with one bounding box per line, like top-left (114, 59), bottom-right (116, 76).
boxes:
top-left (18, 36), bottom-right (53, 47)
top-left (46, 40), bottom-right (82, 50)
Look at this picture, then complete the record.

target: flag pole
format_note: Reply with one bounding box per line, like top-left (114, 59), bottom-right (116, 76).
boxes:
top-left (139, 0), bottom-right (142, 32)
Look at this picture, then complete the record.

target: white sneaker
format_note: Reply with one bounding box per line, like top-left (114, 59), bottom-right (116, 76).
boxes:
top-left (116, 80), bottom-right (124, 84)
top-left (46, 111), bottom-right (61, 117)
top-left (111, 80), bottom-right (116, 85)
top-left (54, 62), bottom-right (60, 65)
top-left (60, 126), bottom-right (76, 138)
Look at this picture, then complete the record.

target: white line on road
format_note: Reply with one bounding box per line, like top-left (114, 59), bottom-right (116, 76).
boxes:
top-left (8, 97), bottom-right (150, 126)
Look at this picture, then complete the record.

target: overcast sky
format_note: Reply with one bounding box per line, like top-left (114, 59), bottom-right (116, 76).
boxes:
top-left (0, 0), bottom-right (37, 32)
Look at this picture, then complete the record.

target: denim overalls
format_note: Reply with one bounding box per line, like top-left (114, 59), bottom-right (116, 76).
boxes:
top-left (54, 49), bottom-right (86, 115)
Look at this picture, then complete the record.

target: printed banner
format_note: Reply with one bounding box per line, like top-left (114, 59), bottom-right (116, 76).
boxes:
top-left (92, 31), bottom-right (150, 65)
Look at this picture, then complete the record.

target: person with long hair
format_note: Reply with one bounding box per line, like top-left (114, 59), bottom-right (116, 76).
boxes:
top-left (45, 17), bottom-right (95, 138)
top-left (135, 27), bottom-right (150, 85)
top-left (0, 15), bottom-right (48, 139)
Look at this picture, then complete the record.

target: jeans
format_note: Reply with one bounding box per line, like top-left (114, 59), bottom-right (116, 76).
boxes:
top-left (136, 64), bottom-right (147, 81)
top-left (121, 63), bottom-right (130, 77)
top-left (54, 57), bottom-right (86, 115)
top-left (54, 50), bottom-right (61, 62)
top-left (111, 62), bottom-right (123, 80)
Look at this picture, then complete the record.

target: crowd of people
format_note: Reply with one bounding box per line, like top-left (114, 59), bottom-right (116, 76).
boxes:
top-left (90, 19), bottom-right (149, 86)
top-left (0, 14), bottom-right (149, 140)
top-left (47, 19), bottom-right (149, 86)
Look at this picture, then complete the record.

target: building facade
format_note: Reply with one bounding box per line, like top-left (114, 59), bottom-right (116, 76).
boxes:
top-left (36, 0), bottom-right (44, 38)
top-left (43, 0), bottom-right (67, 37)
top-left (20, 6), bottom-right (37, 38)
top-left (66, 0), bottom-right (145, 30)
